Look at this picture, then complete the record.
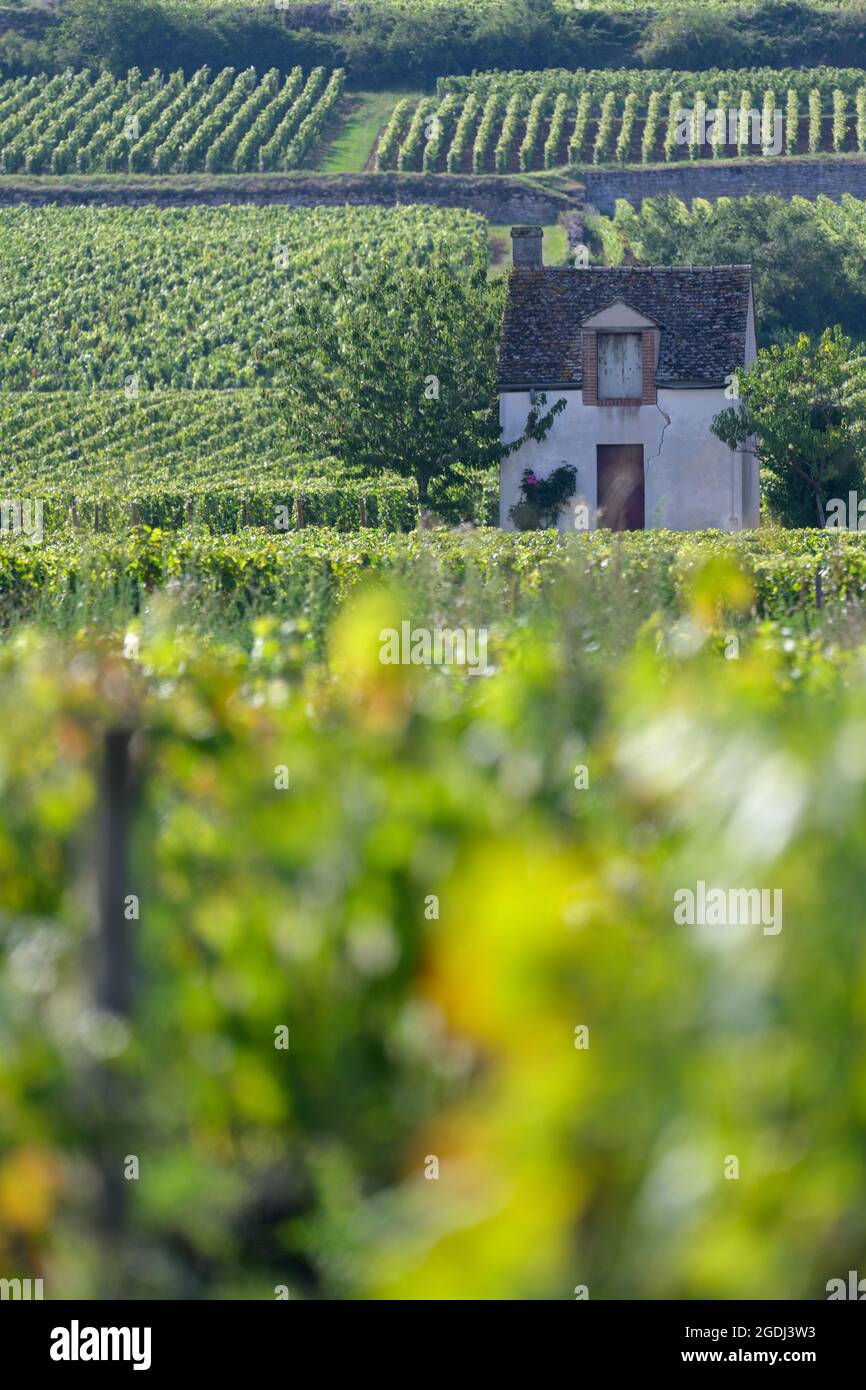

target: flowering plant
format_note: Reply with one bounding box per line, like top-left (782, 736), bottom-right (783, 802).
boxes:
top-left (509, 464), bottom-right (577, 530)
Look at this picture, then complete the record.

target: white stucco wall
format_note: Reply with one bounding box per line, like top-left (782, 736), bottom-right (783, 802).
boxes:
top-left (499, 387), bottom-right (759, 532)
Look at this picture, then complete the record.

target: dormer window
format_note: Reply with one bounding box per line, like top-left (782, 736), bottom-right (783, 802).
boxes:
top-left (597, 332), bottom-right (643, 400)
top-left (580, 300), bottom-right (659, 407)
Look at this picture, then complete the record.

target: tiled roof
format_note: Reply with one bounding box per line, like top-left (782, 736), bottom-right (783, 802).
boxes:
top-left (497, 265), bottom-right (752, 388)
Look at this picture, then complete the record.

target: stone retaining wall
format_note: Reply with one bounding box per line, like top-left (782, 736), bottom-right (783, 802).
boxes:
top-left (581, 158), bottom-right (866, 214)
top-left (0, 172), bottom-right (573, 224)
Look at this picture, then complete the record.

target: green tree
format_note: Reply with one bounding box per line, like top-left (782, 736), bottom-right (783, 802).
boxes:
top-left (53, 0), bottom-right (179, 76)
top-left (273, 260), bottom-right (561, 509)
top-left (712, 328), bottom-right (866, 526)
top-left (606, 195), bottom-right (866, 346)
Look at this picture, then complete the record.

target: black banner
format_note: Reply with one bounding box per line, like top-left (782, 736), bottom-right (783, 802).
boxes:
top-left (1, 1298), bottom-right (862, 1374)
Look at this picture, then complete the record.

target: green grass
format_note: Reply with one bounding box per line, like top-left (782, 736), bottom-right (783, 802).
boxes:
top-left (318, 91), bottom-right (423, 173)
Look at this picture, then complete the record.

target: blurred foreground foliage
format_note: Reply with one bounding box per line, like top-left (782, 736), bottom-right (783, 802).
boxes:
top-left (0, 532), bottom-right (865, 1298)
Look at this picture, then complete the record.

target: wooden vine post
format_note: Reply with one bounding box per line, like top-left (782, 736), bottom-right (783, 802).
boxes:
top-left (95, 726), bottom-right (137, 1294)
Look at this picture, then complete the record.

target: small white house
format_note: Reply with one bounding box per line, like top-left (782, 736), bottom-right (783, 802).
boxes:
top-left (498, 227), bottom-right (759, 532)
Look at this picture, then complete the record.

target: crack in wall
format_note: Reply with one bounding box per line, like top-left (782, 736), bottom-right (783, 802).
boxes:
top-left (645, 401), bottom-right (671, 473)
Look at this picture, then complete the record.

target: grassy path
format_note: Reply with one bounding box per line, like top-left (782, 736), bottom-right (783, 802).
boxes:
top-left (318, 91), bottom-right (422, 173)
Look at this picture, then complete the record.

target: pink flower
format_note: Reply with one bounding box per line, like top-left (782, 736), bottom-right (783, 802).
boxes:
top-left (526, 473), bottom-right (538, 486)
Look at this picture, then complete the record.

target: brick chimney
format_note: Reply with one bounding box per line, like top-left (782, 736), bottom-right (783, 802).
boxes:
top-left (511, 225), bottom-right (543, 269)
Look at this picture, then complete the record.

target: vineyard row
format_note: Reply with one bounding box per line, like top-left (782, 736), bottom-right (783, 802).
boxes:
top-left (0, 65), bottom-right (345, 175)
top-left (438, 66), bottom-right (866, 103)
top-left (377, 86), bottom-right (866, 173)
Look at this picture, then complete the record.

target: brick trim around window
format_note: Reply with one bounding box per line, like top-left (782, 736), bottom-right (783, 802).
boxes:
top-left (582, 329), bottom-right (656, 405)
top-left (581, 331), bottom-right (598, 406)
top-left (641, 329), bottom-right (656, 404)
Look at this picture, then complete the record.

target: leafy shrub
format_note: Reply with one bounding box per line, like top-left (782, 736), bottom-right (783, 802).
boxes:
top-left (508, 464), bottom-right (577, 530)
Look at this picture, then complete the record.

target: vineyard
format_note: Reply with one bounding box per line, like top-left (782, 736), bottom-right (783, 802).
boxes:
top-left (0, 390), bottom-right (310, 486)
top-left (377, 67), bottom-right (866, 172)
top-left (2, 60), bottom-right (866, 181)
top-left (438, 66), bottom-right (866, 102)
top-left (1, 0), bottom-right (866, 1326)
top-left (0, 65), bottom-right (345, 174)
top-left (0, 203), bottom-right (492, 530)
top-left (4, 6), bottom-right (866, 1316)
top-left (0, 473), bottom-right (432, 536)
top-left (0, 526), bottom-right (864, 638)
top-left (0, 204), bottom-right (487, 390)
top-left (3, 520), bottom-right (866, 1302)
top-left (0, 403), bottom-right (494, 531)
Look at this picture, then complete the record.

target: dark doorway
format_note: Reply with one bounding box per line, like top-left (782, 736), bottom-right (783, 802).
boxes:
top-left (596, 445), bottom-right (645, 531)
